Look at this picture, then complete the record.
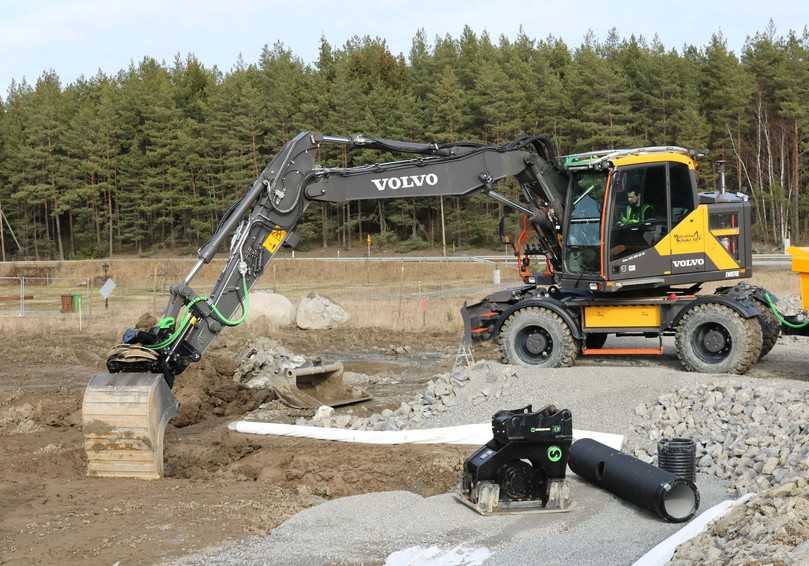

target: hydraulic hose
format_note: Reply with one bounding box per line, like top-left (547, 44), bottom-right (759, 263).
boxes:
top-left (146, 296), bottom-right (205, 350)
top-left (763, 291), bottom-right (809, 329)
top-left (209, 274), bottom-right (250, 326)
top-left (145, 274), bottom-right (250, 350)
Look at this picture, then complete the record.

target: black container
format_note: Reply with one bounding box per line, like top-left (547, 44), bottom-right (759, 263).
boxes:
top-left (658, 438), bottom-right (697, 483)
top-left (568, 438), bottom-right (700, 523)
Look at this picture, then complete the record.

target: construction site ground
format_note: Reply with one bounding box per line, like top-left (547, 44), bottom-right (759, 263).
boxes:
top-left (1, 263), bottom-right (807, 565)
top-left (0, 325), bottom-right (472, 566)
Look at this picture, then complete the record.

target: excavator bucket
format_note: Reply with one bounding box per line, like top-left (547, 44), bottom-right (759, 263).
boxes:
top-left (267, 361), bottom-right (371, 410)
top-left (82, 373), bottom-right (179, 479)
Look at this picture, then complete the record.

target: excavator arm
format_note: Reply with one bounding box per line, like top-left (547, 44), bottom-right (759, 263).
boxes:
top-left (85, 131), bottom-right (568, 479)
top-left (113, 131), bottom-right (568, 383)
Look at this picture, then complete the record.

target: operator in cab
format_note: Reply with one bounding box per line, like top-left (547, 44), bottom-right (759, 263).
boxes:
top-left (618, 190), bottom-right (654, 226)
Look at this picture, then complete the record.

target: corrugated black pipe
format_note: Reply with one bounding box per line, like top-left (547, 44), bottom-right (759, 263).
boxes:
top-left (658, 438), bottom-right (697, 482)
top-left (568, 439), bottom-right (700, 523)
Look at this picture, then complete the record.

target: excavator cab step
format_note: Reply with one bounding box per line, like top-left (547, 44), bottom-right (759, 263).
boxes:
top-left (581, 346), bottom-right (664, 356)
top-left (82, 373), bottom-right (179, 480)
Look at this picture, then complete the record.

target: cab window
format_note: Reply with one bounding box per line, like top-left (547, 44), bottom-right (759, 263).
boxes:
top-left (609, 164), bottom-right (668, 262)
top-left (565, 171), bottom-right (607, 274)
top-left (670, 163), bottom-right (695, 224)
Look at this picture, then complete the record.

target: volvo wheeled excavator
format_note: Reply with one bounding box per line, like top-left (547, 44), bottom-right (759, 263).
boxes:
top-left (82, 131), bottom-right (779, 478)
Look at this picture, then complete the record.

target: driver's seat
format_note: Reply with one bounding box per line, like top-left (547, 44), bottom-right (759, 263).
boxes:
top-left (643, 223), bottom-right (666, 246)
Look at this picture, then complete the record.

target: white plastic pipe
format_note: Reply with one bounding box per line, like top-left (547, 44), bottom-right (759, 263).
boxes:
top-left (227, 421), bottom-right (624, 450)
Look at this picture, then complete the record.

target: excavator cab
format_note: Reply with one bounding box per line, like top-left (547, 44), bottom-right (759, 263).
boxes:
top-left (557, 147), bottom-right (752, 292)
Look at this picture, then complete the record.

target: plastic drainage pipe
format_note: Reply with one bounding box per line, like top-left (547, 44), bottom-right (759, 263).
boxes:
top-left (568, 438), bottom-right (700, 523)
top-left (658, 438), bottom-right (697, 482)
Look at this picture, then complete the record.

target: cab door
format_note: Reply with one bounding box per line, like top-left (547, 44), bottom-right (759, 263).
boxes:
top-left (656, 162), bottom-right (701, 274)
top-left (607, 163), bottom-right (672, 280)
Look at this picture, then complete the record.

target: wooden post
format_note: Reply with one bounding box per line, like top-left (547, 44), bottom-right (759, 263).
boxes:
top-left (440, 196), bottom-right (447, 257)
top-left (152, 266), bottom-right (158, 311)
top-left (0, 199), bottom-right (5, 262)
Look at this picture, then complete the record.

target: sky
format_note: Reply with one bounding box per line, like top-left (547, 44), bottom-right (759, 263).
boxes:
top-left (1, 0), bottom-right (808, 95)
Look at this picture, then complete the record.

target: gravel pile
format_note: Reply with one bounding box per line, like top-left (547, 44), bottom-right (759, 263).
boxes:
top-left (232, 337), bottom-right (307, 389)
top-left (670, 478), bottom-right (809, 565)
top-left (300, 361), bottom-right (519, 431)
top-left (630, 383), bottom-right (809, 494)
top-left (776, 293), bottom-right (804, 315)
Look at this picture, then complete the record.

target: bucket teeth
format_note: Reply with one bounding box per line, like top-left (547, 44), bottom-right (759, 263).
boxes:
top-left (82, 373), bottom-right (179, 479)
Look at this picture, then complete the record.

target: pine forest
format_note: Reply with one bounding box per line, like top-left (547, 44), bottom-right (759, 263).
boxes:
top-left (1, 24), bottom-right (808, 259)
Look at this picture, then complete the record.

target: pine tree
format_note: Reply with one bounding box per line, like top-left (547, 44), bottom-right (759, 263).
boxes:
top-left (565, 41), bottom-right (636, 151)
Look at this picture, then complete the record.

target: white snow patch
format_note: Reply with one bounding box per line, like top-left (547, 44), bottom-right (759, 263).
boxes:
top-left (384, 544), bottom-right (492, 566)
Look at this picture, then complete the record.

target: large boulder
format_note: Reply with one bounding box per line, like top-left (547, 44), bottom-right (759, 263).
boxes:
top-left (296, 293), bottom-right (351, 330)
top-left (249, 290), bottom-right (296, 327)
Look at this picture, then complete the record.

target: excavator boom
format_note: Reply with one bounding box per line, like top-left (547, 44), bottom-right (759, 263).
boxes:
top-left (85, 131), bottom-right (569, 478)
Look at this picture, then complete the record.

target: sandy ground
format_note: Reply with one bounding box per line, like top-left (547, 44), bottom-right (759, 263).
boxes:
top-left (2, 318), bottom-right (808, 565)
top-left (0, 325), bottom-right (463, 566)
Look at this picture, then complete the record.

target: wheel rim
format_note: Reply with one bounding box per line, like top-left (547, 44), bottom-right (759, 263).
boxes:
top-left (691, 322), bottom-right (732, 364)
top-left (515, 325), bottom-right (553, 364)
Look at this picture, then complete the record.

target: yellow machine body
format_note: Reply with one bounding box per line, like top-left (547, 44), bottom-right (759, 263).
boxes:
top-left (583, 305), bottom-right (661, 329)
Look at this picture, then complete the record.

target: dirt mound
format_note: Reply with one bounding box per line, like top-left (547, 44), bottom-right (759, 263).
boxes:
top-left (0, 390), bottom-right (82, 433)
top-left (263, 441), bottom-right (465, 498)
top-left (165, 424), bottom-right (466, 498)
top-left (166, 428), bottom-right (262, 479)
top-left (171, 349), bottom-right (272, 427)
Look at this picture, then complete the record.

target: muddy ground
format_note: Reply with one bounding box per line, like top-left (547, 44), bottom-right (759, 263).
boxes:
top-left (0, 324), bottom-right (468, 566)
top-left (2, 318), bottom-right (806, 566)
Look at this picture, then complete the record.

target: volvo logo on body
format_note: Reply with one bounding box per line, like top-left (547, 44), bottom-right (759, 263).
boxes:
top-left (673, 258), bottom-right (705, 268)
top-left (371, 173), bottom-right (439, 191)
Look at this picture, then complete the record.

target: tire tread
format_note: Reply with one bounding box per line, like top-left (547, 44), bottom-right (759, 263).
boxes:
top-left (674, 303), bottom-right (762, 374)
top-left (497, 307), bottom-right (578, 368)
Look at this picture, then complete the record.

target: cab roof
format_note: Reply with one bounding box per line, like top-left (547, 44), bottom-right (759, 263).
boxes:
top-left (561, 146), bottom-right (703, 171)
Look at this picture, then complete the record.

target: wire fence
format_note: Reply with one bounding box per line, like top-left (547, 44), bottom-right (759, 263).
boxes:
top-left (0, 276), bottom-right (164, 322)
top-left (0, 252), bottom-right (791, 324)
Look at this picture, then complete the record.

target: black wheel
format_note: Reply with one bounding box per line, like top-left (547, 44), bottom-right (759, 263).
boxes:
top-left (675, 303), bottom-right (762, 374)
top-left (584, 333), bottom-right (608, 350)
top-left (498, 307), bottom-right (578, 368)
top-left (752, 299), bottom-right (780, 359)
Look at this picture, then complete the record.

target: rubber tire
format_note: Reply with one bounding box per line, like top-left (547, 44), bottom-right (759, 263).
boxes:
top-left (498, 307), bottom-right (578, 368)
top-left (752, 299), bottom-right (780, 359)
top-left (584, 333), bottom-right (608, 350)
top-left (675, 303), bottom-right (762, 374)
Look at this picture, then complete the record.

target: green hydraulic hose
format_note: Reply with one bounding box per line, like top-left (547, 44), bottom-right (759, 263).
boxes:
top-left (145, 296), bottom-right (205, 350)
top-left (763, 291), bottom-right (809, 329)
top-left (208, 274), bottom-right (250, 327)
top-left (144, 275), bottom-right (250, 350)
